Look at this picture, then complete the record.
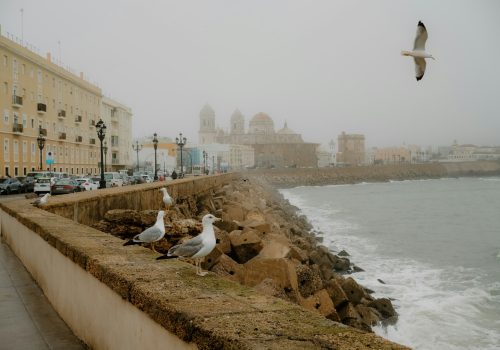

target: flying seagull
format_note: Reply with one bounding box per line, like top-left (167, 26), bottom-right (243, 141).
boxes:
top-left (157, 213), bottom-right (220, 276)
top-left (123, 211), bottom-right (166, 253)
top-left (159, 187), bottom-right (174, 209)
top-left (32, 193), bottom-right (51, 207)
top-left (401, 21), bottom-right (435, 81)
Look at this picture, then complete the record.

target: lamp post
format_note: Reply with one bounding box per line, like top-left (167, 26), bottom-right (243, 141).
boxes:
top-left (96, 119), bottom-right (107, 189)
top-left (37, 126), bottom-right (46, 171)
top-left (132, 140), bottom-right (143, 172)
top-left (153, 133), bottom-right (158, 181)
top-left (103, 140), bottom-right (108, 171)
top-left (202, 150), bottom-right (207, 174)
top-left (212, 155), bottom-right (215, 174)
top-left (175, 133), bottom-right (187, 178)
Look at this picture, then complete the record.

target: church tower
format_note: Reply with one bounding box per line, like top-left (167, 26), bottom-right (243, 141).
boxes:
top-left (198, 104), bottom-right (217, 144)
top-left (230, 109), bottom-right (245, 134)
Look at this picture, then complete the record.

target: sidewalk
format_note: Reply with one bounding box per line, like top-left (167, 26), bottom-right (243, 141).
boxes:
top-left (0, 241), bottom-right (87, 350)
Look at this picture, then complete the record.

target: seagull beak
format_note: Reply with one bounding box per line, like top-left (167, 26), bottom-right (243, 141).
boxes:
top-left (215, 217), bottom-right (221, 222)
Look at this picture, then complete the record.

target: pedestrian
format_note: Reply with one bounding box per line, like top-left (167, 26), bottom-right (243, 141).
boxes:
top-left (171, 170), bottom-right (178, 180)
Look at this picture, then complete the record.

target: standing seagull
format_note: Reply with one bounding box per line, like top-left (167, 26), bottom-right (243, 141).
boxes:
top-left (157, 214), bottom-right (220, 276)
top-left (32, 193), bottom-right (51, 207)
top-left (401, 21), bottom-right (435, 81)
top-left (159, 187), bottom-right (174, 209)
top-left (123, 211), bottom-right (166, 253)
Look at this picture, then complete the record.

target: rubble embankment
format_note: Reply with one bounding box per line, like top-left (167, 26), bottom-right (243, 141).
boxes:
top-left (249, 161), bottom-right (500, 188)
top-left (93, 176), bottom-right (399, 334)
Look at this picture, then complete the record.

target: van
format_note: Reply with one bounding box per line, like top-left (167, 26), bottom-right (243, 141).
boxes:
top-left (34, 177), bottom-right (52, 195)
top-left (104, 172), bottom-right (123, 187)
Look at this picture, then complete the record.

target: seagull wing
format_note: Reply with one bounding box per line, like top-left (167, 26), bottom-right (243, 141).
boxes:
top-left (134, 225), bottom-right (163, 243)
top-left (414, 57), bottom-right (426, 81)
top-left (413, 21), bottom-right (428, 51)
top-left (168, 235), bottom-right (204, 258)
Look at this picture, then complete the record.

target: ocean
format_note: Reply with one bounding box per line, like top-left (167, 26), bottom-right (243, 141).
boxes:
top-left (280, 177), bottom-right (500, 350)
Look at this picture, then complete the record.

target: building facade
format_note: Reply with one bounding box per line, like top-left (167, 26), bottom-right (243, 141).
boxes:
top-left (0, 29), bottom-right (132, 177)
top-left (336, 132), bottom-right (365, 166)
top-left (198, 104), bottom-right (317, 168)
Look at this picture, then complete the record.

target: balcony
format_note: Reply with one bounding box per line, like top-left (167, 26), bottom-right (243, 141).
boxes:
top-left (37, 103), bottom-right (47, 114)
top-left (58, 132), bottom-right (67, 140)
top-left (12, 95), bottom-right (23, 108)
top-left (89, 120), bottom-right (96, 129)
top-left (75, 115), bottom-right (82, 124)
top-left (12, 124), bottom-right (23, 134)
top-left (39, 128), bottom-right (47, 136)
top-left (75, 136), bottom-right (83, 143)
top-left (89, 138), bottom-right (96, 145)
top-left (112, 158), bottom-right (120, 165)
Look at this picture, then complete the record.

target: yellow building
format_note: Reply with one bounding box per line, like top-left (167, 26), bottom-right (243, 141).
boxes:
top-left (0, 29), bottom-right (132, 176)
top-left (336, 132), bottom-right (365, 166)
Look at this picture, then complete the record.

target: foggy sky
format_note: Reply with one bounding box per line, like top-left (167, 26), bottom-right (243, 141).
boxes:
top-left (1, 0), bottom-right (499, 148)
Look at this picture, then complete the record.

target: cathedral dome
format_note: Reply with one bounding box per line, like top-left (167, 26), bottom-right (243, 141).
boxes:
top-left (249, 112), bottom-right (275, 135)
top-left (250, 112), bottom-right (273, 125)
top-left (231, 109), bottom-right (244, 121)
top-left (277, 121), bottom-right (296, 135)
top-left (199, 104), bottom-right (215, 118)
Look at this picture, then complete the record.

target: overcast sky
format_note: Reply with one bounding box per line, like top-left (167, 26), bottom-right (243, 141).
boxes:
top-left (1, 0), bottom-right (499, 148)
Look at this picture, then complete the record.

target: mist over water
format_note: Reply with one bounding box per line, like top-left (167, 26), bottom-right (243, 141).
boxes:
top-left (280, 177), bottom-right (500, 350)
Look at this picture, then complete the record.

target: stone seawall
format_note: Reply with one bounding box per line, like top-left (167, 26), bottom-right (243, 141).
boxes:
top-left (248, 161), bottom-right (500, 187)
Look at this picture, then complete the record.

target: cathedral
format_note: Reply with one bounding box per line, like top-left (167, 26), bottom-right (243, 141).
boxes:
top-left (198, 104), bottom-right (318, 168)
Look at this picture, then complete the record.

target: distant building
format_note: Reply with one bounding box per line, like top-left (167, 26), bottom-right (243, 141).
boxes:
top-left (198, 104), bottom-right (318, 168)
top-left (336, 132), bottom-right (365, 166)
top-left (445, 142), bottom-right (500, 162)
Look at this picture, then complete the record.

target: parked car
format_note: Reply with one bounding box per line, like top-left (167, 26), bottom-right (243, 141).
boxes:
top-left (0, 177), bottom-right (23, 194)
top-left (104, 172), bottom-right (124, 187)
top-left (75, 178), bottom-right (99, 191)
top-left (17, 176), bottom-right (36, 193)
top-left (51, 178), bottom-right (82, 195)
top-left (130, 175), bottom-right (145, 185)
top-left (91, 177), bottom-right (104, 189)
top-left (140, 174), bottom-right (153, 183)
top-left (34, 177), bottom-right (52, 195)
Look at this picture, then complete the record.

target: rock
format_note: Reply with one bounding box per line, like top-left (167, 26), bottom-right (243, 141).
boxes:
top-left (324, 278), bottom-right (348, 308)
top-left (104, 209), bottom-right (143, 225)
top-left (309, 250), bottom-right (334, 270)
top-left (243, 258), bottom-right (299, 301)
top-left (229, 230), bottom-right (263, 263)
top-left (337, 302), bottom-right (360, 321)
top-left (352, 265), bottom-right (364, 272)
top-left (258, 239), bottom-right (290, 259)
top-left (355, 304), bottom-right (380, 327)
top-left (223, 202), bottom-right (246, 221)
top-left (201, 246), bottom-right (224, 270)
top-left (211, 254), bottom-right (244, 283)
top-left (25, 193), bottom-right (38, 199)
top-left (332, 255), bottom-right (351, 272)
top-left (287, 245), bottom-right (309, 263)
top-left (300, 289), bottom-right (339, 321)
top-left (215, 230), bottom-right (232, 254)
top-left (341, 277), bottom-right (367, 305)
top-left (377, 278), bottom-right (386, 284)
top-left (296, 264), bottom-right (323, 298)
top-left (253, 278), bottom-right (286, 299)
top-left (214, 218), bottom-right (239, 233)
top-left (338, 250), bottom-right (350, 257)
top-left (368, 298), bottom-right (398, 319)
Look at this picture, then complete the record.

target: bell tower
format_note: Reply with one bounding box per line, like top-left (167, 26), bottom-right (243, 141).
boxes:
top-left (198, 104), bottom-right (217, 144)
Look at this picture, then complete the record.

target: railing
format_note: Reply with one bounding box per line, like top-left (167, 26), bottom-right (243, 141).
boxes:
top-left (75, 115), bottom-right (82, 123)
top-left (58, 133), bottom-right (66, 140)
top-left (58, 110), bottom-right (66, 118)
top-left (12, 124), bottom-right (23, 133)
top-left (112, 158), bottom-right (120, 164)
top-left (12, 95), bottom-right (23, 107)
top-left (37, 103), bottom-right (47, 113)
top-left (75, 136), bottom-right (82, 143)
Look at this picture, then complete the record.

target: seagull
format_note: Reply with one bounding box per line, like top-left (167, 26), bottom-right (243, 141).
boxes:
top-left (401, 21), bottom-right (435, 81)
top-left (157, 213), bottom-right (220, 276)
top-left (159, 187), bottom-right (174, 209)
top-left (32, 193), bottom-right (50, 207)
top-left (123, 211), bottom-right (166, 253)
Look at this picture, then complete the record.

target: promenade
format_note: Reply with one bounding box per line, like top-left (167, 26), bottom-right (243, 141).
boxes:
top-left (0, 241), bottom-right (86, 350)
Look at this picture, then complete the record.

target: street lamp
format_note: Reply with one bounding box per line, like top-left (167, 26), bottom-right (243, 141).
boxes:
top-left (132, 140), bottom-right (143, 172)
top-left (103, 140), bottom-right (108, 171)
top-left (37, 126), bottom-right (46, 171)
top-left (153, 133), bottom-right (158, 181)
top-left (96, 119), bottom-right (107, 189)
top-left (212, 155), bottom-right (215, 174)
top-left (175, 133), bottom-right (187, 178)
top-left (202, 150), bottom-right (207, 174)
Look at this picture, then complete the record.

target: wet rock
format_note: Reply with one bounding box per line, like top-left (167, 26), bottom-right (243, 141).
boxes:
top-left (377, 278), bottom-right (386, 284)
top-left (229, 230), bottom-right (263, 263)
top-left (352, 265), bottom-right (365, 272)
top-left (338, 250), bottom-right (350, 257)
top-left (368, 298), bottom-right (398, 319)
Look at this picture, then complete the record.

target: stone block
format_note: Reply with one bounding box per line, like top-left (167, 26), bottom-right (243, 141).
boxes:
top-left (355, 304), bottom-right (380, 327)
top-left (324, 278), bottom-right (349, 308)
top-left (287, 245), bottom-right (309, 263)
top-left (368, 298), bottom-right (398, 319)
top-left (201, 246), bottom-right (224, 270)
top-left (337, 302), bottom-right (360, 321)
top-left (229, 230), bottom-right (263, 263)
top-left (300, 289), bottom-right (338, 321)
top-left (258, 239), bottom-right (290, 260)
top-left (296, 264), bottom-right (323, 298)
top-left (223, 202), bottom-right (246, 222)
top-left (211, 254), bottom-right (244, 283)
top-left (341, 277), bottom-right (367, 305)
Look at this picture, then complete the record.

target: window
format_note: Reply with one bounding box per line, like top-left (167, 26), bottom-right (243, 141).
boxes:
top-left (4, 139), bottom-right (10, 161)
top-left (31, 118), bottom-right (34, 128)
top-left (31, 142), bottom-right (35, 157)
top-left (13, 140), bottom-right (19, 162)
top-left (3, 55), bottom-right (7, 66)
top-left (22, 141), bottom-right (27, 160)
top-left (14, 167), bottom-right (18, 176)
top-left (22, 114), bottom-right (27, 128)
top-left (5, 167), bottom-right (9, 177)
top-left (23, 167), bottom-right (26, 175)
top-left (3, 82), bottom-right (7, 95)
top-left (3, 109), bottom-right (9, 124)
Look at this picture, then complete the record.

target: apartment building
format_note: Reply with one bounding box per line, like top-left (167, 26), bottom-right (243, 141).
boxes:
top-left (336, 132), bottom-right (365, 166)
top-left (0, 29), bottom-right (132, 177)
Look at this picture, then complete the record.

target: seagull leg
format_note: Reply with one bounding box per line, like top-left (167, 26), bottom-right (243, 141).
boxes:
top-left (197, 259), bottom-right (208, 276)
top-left (151, 242), bottom-right (157, 253)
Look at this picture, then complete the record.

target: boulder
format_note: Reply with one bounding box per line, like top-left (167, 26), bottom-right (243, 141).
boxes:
top-left (296, 264), bottom-right (323, 298)
top-left (243, 258), bottom-right (299, 301)
top-left (300, 289), bottom-right (339, 322)
top-left (215, 218), bottom-right (240, 233)
top-left (287, 245), bottom-right (309, 263)
top-left (368, 298), bottom-right (398, 319)
top-left (104, 209), bottom-right (143, 225)
top-left (258, 239), bottom-right (290, 260)
top-left (201, 246), bottom-right (224, 270)
top-left (355, 304), bottom-right (380, 327)
top-left (211, 254), bottom-right (244, 283)
top-left (253, 278), bottom-right (286, 299)
top-left (223, 201), bottom-right (246, 221)
top-left (324, 278), bottom-right (349, 308)
top-left (337, 302), bottom-right (360, 321)
top-left (229, 230), bottom-right (263, 263)
top-left (215, 230), bottom-right (232, 254)
top-left (341, 277), bottom-right (367, 305)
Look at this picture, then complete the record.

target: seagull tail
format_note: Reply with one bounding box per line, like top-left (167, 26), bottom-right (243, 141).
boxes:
top-left (123, 239), bottom-right (140, 246)
top-left (156, 254), bottom-right (176, 260)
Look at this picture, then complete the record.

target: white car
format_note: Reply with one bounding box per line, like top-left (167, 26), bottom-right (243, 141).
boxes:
top-left (75, 178), bottom-right (99, 191)
top-left (141, 174), bottom-right (153, 183)
top-left (34, 177), bottom-right (52, 195)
